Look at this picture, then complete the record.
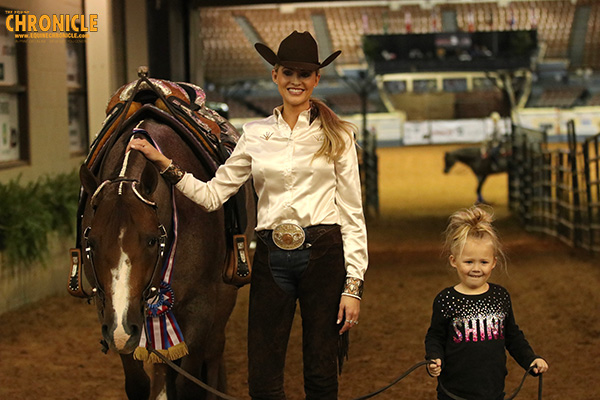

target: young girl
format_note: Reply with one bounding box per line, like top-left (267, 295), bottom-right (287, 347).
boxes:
top-left (425, 206), bottom-right (548, 400)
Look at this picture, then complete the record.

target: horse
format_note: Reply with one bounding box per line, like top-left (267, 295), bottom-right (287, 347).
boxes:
top-left (443, 145), bottom-right (509, 204)
top-left (78, 107), bottom-right (255, 399)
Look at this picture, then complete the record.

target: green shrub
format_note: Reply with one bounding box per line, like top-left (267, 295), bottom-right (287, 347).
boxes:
top-left (0, 171), bottom-right (79, 269)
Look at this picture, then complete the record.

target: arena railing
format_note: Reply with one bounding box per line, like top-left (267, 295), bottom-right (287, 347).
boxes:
top-left (510, 120), bottom-right (600, 252)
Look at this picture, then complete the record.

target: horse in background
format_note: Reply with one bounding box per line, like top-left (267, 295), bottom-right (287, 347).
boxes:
top-left (76, 76), bottom-right (256, 399)
top-left (443, 144), bottom-right (509, 204)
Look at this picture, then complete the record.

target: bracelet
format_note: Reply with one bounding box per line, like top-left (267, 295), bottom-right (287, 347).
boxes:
top-left (342, 277), bottom-right (363, 300)
top-left (160, 160), bottom-right (185, 185)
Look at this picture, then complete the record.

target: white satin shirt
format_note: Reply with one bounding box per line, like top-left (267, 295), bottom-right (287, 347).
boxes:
top-left (175, 106), bottom-right (368, 280)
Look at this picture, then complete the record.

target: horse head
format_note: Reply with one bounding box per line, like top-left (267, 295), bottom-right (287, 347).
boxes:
top-left (443, 152), bottom-right (456, 174)
top-left (80, 139), bottom-right (172, 354)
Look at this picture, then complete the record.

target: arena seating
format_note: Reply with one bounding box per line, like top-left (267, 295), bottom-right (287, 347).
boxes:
top-left (583, 0), bottom-right (600, 68)
top-left (198, 9), bottom-right (267, 84)
top-left (198, 0), bottom-right (595, 83)
top-left (196, 1), bottom-right (600, 117)
top-left (531, 87), bottom-right (585, 108)
top-left (587, 93), bottom-right (600, 106)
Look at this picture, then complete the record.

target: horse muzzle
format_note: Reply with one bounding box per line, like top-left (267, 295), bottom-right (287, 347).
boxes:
top-left (102, 319), bottom-right (142, 354)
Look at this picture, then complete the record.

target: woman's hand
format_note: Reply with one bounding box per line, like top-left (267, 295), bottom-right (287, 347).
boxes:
top-left (530, 358), bottom-right (548, 375)
top-left (337, 295), bottom-right (360, 335)
top-left (427, 359), bottom-right (442, 377)
top-left (127, 138), bottom-right (172, 171)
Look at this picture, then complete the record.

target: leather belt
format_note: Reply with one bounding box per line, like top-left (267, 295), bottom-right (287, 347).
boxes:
top-left (257, 224), bottom-right (338, 251)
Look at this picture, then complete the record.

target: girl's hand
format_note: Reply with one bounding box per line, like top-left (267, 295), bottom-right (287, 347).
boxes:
top-left (337, 296), bottom-right (360, 335)
top-left (530, 358), bottom-right (548, 374)
top-left (427, 359), bottom-right (442, 377)
top-left (127, 138), bottom-right (171, 170)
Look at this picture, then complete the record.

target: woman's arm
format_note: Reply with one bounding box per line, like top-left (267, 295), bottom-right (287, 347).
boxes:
top-left (334, 137), bottom-right (368, 285)
top-left (128, 138), bottom-right (172, 171)
top-left (128, 135), bottom-right (252, 211)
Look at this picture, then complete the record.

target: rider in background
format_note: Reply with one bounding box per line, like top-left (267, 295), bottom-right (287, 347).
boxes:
top-left (425, 206), bottom-right (548, 400)
top-left (128, 30), bottom-right (368, 400)
top-left (481, 111), bottom-right (505, 172)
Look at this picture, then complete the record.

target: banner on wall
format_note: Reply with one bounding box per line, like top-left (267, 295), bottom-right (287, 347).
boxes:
top-left (403, 117), bottom-right (510, 146)
top-left (346, 113), bottom-right (403, 146)
top-left (517, 109), bottom-right (600, 137)
top-left (347, 115), bottom-right (509, 147)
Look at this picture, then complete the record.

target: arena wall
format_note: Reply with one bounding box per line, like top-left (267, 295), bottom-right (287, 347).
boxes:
top-left (0, 0), bottom-right (148, 314)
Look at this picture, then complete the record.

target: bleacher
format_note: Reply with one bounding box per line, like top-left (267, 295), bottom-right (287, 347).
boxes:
top-left (198, 1), bottom-right (598, 84)
top-left (197, 1), bottom-right (600, 118)
top-left (588, 93), bottom-right (600, 106)
top-left (583, 0), bottom-right (600, 68)
top-left (533, 87), bottom-right (585, 108)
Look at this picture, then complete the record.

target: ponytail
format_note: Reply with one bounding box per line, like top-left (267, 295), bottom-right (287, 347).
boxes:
top-left (311, 98), bottom-right (356, 163)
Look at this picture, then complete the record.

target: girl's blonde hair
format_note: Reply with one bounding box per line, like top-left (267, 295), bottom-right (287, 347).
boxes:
top-left (443, 205), bottom-right (507, 271)
top-left (310, 98), bottom-right (356, 162)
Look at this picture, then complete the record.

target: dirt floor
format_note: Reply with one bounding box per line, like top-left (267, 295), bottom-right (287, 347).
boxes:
top-left (1, 144), bottom-right (599, 399)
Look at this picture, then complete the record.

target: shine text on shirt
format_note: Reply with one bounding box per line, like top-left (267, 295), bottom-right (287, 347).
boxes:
top-left (452, 314), bottom-right (505, 343)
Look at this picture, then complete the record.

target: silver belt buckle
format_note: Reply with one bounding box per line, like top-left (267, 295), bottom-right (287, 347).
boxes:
top-left (272, 223), bottom-right (305, 250)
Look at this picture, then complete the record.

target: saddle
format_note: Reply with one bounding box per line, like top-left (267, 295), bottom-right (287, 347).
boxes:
top-left (68, 68), bottom-right (252, 299)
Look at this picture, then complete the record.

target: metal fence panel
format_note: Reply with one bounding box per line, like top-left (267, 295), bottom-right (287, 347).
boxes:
top-left (509, 120), bottom-right (600, 253)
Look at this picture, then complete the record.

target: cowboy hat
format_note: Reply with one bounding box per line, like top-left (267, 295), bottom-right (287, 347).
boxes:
top-left (255, 30), bottom-right (341, 71)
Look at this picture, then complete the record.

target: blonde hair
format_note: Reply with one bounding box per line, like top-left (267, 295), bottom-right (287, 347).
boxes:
top-left (443, 205), bottom-right (507, 271)
top-left (310, 98), bottom-right (356, 162)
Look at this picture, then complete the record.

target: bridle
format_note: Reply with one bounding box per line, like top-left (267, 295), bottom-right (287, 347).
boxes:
top-left (83, 177), bottom-right (168, 306)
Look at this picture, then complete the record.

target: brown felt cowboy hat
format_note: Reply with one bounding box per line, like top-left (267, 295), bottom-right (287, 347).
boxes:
top-left (255, 31), bottom-right (341, 71)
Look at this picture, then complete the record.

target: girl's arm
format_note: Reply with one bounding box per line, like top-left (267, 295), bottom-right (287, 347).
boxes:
top-left (504, 295), bottom-right (542, 372)
top-left (425, 296), bottom-right (447, 368)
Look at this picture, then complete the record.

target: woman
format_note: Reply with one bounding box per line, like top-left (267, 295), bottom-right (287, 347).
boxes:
top-left (128, 30), bottom-right (368, 400)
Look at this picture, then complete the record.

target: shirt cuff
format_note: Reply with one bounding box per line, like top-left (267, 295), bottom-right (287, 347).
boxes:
top-left (342, 277), bottom-right (363, 300)
top-left (160, 161), bottom-right (185, 184)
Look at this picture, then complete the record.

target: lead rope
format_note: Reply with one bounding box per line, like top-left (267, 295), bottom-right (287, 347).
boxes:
top-left (141, 303), bottom-right (239, 400)
top-left (437, 364), bottom-right (543, 400)
top-left (353, 361), bottom-right (543, 400)
top-left (351, 360), bottom-right (431, 400)
top-left (134, 345), bottom-right (543, 400)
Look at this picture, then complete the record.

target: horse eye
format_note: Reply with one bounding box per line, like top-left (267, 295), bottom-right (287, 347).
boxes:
top-left (147, 237), bottom-right (158, 247)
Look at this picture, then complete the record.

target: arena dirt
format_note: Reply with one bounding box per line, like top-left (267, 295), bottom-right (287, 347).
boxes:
top-left (1, 145), bottom-right (598, 399)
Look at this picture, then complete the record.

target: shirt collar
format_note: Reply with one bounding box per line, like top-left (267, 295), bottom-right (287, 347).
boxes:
top-left (273, 102), bottom-right (319, 129)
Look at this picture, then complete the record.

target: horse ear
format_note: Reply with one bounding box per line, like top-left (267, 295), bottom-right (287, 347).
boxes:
top-left (80, 164), bottom-right (100, 195)
top-left (140, 161), bottom-right (159, 196)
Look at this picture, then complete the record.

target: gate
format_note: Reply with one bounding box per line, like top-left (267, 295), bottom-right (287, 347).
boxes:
top-left (509, 120), bottom-right (600, 252)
